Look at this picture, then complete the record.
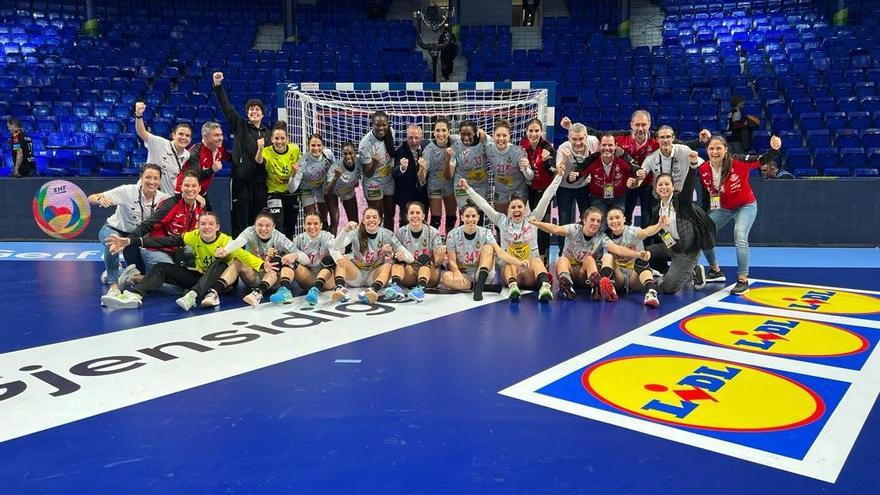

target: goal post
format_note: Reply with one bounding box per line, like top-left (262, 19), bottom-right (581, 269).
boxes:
top-left (275, 81), bottom-right (557, 228)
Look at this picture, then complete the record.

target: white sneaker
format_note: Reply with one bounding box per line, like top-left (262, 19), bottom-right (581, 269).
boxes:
top-left (201, 289), bottom-right (220, 308)
top-left (176, 290), bottom-right (198, 311)
top-left (118, 264), bottom-right (141, 291)
top-left (100, 286), bottom-right (121, 307)
top-left (102, 290), bottom-right (143, 310)
top-left (644, 289), bottom-right (660, 308)
top-left (100, 270), bottom-right (109, 285)
top-left (243, 289), bottom-right (262, 307)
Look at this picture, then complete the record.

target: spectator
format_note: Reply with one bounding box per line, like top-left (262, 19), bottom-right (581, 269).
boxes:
top-left (212, 71), bottom-right (272, 236)
top-left (439, 29), bottom-right (458, 82)
top-left (727, 95), bottom-right (761, 154)
top-left (760, 160), bottom-right (795, 179)
top-left (7, 117), bottom-right (36, 177)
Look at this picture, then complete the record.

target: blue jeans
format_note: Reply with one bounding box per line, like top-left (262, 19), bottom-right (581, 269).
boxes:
top-left (703, 202), bottom-right (758, 277)
top-left (556, 186), bottom-right (589, 250)
top-left (99, 224), bottom-right (122, 284)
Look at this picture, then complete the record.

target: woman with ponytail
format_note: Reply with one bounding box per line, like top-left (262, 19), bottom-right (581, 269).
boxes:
top-left (696, 134), bottom-right (781, 295)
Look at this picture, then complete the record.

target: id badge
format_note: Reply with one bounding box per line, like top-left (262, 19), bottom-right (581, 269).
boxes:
top-left (455, 187), bottom-right (468, 197)
top-left (604, 183), bottom-right (614, 199)
top-left (660, 230), bottom-right (676, 248)
top-left (710, 193), bottom-right (721, 210)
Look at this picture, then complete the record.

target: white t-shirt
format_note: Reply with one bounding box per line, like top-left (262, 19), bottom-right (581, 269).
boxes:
top-left (144, 134), bottom-right (191, 195)
top-left (103, 184), bottom-right (171, 233)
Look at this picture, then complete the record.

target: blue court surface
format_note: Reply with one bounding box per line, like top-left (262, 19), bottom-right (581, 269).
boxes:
top-left (1, 244), bottom-right (879, 494)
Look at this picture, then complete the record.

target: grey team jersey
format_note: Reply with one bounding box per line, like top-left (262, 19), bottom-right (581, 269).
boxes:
top-left (423, 140), bottom-right (454, 189)
top-left (335, 227), bottom-right (404, 270)
top-left (466, 175), bottom-right (562, 261)
top-left (451, 140), bottom-right (489, 190)
top-left (292, 230), bottom-right (336, 268)
top-left (485, 141), bottom-right (528, 192)
top-left (446, 225), bottom-right (497, 271)
top-left (394, 225), bottom-right (443, 260)
top-left (561, 224), bottom-right (610, 263)
top-left (298, 150), bottom-right (333, 193)
top-left (326, 159), bottom-right (361, 199)
top-left (358, 131), bottom-right (395, 196)
top-left (226, 226), bottom-right (298, 259)
top-left (606, 225), bottom-right (643, 269)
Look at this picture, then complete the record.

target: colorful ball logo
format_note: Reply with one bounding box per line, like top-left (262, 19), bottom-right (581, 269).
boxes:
top-left (32, 180), bottom-right (91, 239)
top-left (680, 313), bottom-right (869, 358)
top-left (743, 286), bottom-right (880, 315)
top-left (582, 355), bottom-right (824, 431)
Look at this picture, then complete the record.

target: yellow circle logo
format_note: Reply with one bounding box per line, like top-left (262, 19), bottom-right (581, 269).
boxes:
top-left (743, 286), bottom-right (880, 315)
top-left (582, 355), bottom-right (824, 431)
top-left (681, 314), bottom-right (869, 357)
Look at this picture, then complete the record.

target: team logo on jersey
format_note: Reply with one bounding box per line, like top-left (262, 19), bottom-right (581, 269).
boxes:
top-left (680, 313), bottom-right (869, 357)
top-left (743, 287), bottom-right (880, 314)
top-left (581, 355), bottom-right (824, 431)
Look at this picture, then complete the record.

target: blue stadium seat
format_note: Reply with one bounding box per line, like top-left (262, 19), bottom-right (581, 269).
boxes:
top-left (849, 111), bottom-right (872, 130)
top-left (102, 149), bottom-right (125, 167)
top-left (834, 129), bottom-right (861, 148)
top-left (862, 129), bottom-right (880, 149)
top-left (793, 168), bottom-right (818, 177)
top-left (784, 148), bottom-right (811, 169)
top-left (752, 130), bottom-right (771, 151)
top-left (812, 147), bottom-right (839, 168)
top-left (824, 112), bottom-right (848, 130)
top-left (799, 112), bottom-right (822, 131)
top-left (823, 167), bottom-right (850, 176)
top-left (813, 96), bottom-right (836, 113)
top-left (840, 147), bottom-right (867, 168)
top-left (853, 167), bottom-right (879, 177)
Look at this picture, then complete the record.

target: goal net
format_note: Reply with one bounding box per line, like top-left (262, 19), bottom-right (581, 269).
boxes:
top-left (278, 81), bottom-right (556, 232)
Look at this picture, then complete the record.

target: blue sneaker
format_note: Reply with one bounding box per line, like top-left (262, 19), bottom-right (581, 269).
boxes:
top-left (269, 286), bottom-right (294, 304)
top-left (305, 286), bottom-right (320, 306)
top-left (408, 286), bottom-right (426, 302)
top-left (358, 288), bottom-right (378, 304)
top-left (384, 283), bottom-right (405, 301)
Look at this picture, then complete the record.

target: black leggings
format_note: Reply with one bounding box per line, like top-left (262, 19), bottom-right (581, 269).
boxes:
top-left (133, 260), bottom-right (228, 299)
top-left (267, 192), bottom-right (300, 239)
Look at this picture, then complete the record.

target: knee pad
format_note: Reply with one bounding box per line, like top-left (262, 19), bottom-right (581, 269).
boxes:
top-left (416, 253), bottom-right (433, 267)
top-left (321, 255), bottom-right (336, 269)
top-left (634, 258), bottom-right (650, 272)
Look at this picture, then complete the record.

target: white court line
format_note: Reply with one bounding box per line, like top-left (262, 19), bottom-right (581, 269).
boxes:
top-left (0, 292), bottom-right (505, 444)
top-left (500, 281), bottom-right (880, 483)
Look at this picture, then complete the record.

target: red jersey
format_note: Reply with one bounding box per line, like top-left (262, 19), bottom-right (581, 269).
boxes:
top-left (585, 157), bottom-right (634, 199)
top-left (520, 137), bottom-right (555, 190)
top-left (615, 134), bottom-right (659, 184)
top-left (130, 195), bottom-right (204, 253)
top-left (698, 159), bottom-right (760, 210)
top-left (175, 143), bottom-right (229, 193)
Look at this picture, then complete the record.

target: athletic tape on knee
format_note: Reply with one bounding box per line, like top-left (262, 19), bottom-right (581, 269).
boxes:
top-left (416, 253), bottom-right (433, 267)
top-left (635, 258), bottom-right (650, 272)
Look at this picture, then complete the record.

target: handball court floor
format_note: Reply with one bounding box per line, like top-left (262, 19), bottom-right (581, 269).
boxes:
top-left (1, 243), bottom-right (879, 494)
